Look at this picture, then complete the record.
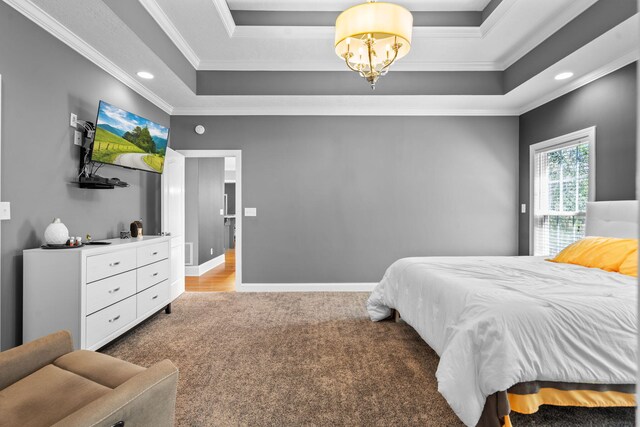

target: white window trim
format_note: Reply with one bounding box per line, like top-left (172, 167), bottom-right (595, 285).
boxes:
top-left (529, 126), bottom-right (596, 255)
top-left (0, 75), bottom-right (2, 347)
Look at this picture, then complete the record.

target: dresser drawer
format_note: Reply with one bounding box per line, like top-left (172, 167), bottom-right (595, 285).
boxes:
top-left (137, 280), bottom-right (170, 318)
top-left (137, 242), bottom-right (169, 267)
top-left (86, 295), bottom-right (136, 349)
top-left (137, 259), bottom-right (170, 292)
top-left (86, 249), bottom-right (136, 283)
top-left (86, 270), bottom-right (136, 315)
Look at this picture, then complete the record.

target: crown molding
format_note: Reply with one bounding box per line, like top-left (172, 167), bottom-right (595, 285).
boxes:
top-left (172, 107), bottom-right (519, 116)
top-left (171, 98), bottom-right (519, 116)
top-left (212, 0), bottom-right (236, 37)
top-left (398, 61), bottom-right (498, 71)
top-left (414, 26), bottom-right (482, 39)
top-left (225, 0), bottom-right (491, 12)
top-left (231, 25), bottom-right (484, 40)
top-left (478, 0), bottom-right (517, 39)
top-left (139, 0), bottom-right (201, 68)
top-left (517, 48), bottom-right (639, 115)
top-left (196, 58), bottom-right (498, 71)
top-left (496, 0), bottom-right (599, 69)
top-left (4, 0), bottom-right (175, 114)
top-left (232, 25), bottom-right (331, 39)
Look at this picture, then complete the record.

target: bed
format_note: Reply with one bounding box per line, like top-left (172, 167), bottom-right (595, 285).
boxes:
top-left (367, 201), bottom-right (637, 427)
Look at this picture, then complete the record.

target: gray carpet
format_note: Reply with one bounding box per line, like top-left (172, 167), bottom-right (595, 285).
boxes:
top-left (101, 292), bottom-right (634, 426)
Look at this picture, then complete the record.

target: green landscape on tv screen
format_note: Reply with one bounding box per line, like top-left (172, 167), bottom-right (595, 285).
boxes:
top-left (91, 101), bottom-right (169, 173)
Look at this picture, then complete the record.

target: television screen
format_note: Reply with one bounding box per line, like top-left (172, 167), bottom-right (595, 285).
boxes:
top-left (90, 101), bottom-right (169, 174)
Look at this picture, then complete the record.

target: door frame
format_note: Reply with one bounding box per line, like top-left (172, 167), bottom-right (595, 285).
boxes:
top-left (0, 75), bottom-right (3, 347)
top-left (178, 150), bottom-right (242, 290)
top-left (161, 148), bottom-right (186, 300)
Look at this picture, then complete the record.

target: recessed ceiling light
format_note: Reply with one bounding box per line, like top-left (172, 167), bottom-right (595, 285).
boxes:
top-left (555, 72), bottom-right (574, 81)
top-left (137, 71), bottom-right (154, 79)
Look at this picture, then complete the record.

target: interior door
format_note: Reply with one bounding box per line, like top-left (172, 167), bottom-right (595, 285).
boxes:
top-left (162, 148), bottom-right (186, 300)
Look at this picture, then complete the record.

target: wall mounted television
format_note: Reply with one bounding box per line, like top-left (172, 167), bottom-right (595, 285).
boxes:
top-left (90, 100), bottom-right (170, 174)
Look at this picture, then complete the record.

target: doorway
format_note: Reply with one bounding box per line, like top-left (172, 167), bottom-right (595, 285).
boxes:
top-left (179, 150), bottom-right (242, 292)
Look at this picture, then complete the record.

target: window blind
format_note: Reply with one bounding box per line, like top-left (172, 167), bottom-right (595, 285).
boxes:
top-left (532, 138), bottom-right (591, 257)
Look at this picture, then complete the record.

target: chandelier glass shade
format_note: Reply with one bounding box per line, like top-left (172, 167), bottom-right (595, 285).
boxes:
top-left (334, 1), bottom-right (413, 88)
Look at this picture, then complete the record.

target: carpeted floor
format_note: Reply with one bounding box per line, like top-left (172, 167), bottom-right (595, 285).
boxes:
top-left (101, 293), bottom-right (634, 427)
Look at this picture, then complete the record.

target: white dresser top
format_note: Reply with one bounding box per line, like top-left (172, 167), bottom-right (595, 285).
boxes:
top-left (24, 235), bottom-right (171, 255)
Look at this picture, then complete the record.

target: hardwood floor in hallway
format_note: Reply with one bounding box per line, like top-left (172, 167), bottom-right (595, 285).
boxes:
top-left (186, 249), bottom-right (235, 292)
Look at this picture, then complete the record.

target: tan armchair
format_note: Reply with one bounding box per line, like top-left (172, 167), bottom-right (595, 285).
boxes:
top-left (0, 330), bottom-right (178, 427)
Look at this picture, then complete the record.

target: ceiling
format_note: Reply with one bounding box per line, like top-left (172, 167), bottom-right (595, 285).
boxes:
top-left (150, 0), bottom-right (599, 71)
top-left (225, 0), bottom-right (493, 12)
top-left (4, 0), bottom-right (638, 115)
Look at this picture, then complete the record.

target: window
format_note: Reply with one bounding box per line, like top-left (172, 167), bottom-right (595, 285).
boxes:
top-left (530, 127), bottom-right (595, 256)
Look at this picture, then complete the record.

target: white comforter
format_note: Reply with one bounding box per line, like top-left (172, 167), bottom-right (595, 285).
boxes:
top-left (367, 256), bottom-right (637, 426)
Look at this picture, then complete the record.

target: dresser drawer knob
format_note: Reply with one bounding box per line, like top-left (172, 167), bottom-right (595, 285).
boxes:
top-left (152, 272), bottom-right (159, 277)
top-left (152, 295), bottom-right (159, 300)
top-left (108, 287), bottom-right (121, 294)
top-left (152, 251), bottom-right (158, 256)
top-left (108, 315), bottom-right (121, 323)
top-left (109, 261), bottom-right (121, 267)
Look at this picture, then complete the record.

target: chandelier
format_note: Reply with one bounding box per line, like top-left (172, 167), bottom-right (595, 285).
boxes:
top-left (334, 1), bottom-right (413, 89)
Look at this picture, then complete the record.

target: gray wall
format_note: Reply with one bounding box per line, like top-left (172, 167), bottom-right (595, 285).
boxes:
top-left (170, 116), bottom-right (520, 283)
top-left (196, 71), bottom-right (504, 96)
top-left (197, 158), bottom-right (225, 264)
top-left (518, 62), bottom-right (637, 254)
top-left (185, 159), bottom-right (200, 265)
top-left (185, 158), bottom-right (225, 266)
top-left (225, 183), bottom-right (236, 215)
top-left (0, 4), bottom-right (168, 349)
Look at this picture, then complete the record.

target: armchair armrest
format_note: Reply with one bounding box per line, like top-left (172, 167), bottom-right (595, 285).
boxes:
top-left (52, 359), bottom-right (179, 427)
top-left (0, 330), bottom-right (73, 390)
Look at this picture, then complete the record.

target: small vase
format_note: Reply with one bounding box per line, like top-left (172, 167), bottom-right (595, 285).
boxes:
top-left (44, 218), bottom-right (69, 245)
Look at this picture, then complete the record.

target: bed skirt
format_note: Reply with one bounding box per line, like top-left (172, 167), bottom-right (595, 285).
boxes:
top-left (478, 382), bottom-right (636, 427)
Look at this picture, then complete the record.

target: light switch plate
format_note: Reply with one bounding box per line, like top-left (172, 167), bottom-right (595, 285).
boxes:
top-left (70, 113), bottom-right (78, 127)
top-left (245, 207), bottom-right (257, 217)
top-left (0, 202), bottom-right (11, 220)
top-left (219, 209), bottom-right (224, 215)
top-left (520, 204), bottom-right (527, 214)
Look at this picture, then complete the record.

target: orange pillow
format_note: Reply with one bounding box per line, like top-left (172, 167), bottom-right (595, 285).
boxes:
top-left (619, 249), bottom-right (638, 277)
top-left (549, 236), bottom-right (638, 272)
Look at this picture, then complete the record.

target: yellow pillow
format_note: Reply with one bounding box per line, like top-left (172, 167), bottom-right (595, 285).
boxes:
top-left (619, 249), bottom-right (638, 277)
top-left (550, 236), bottom-right (638, 272)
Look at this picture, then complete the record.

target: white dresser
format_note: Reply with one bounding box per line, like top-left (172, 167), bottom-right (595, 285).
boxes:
top-left (23, 236), bottom-right (174, 350)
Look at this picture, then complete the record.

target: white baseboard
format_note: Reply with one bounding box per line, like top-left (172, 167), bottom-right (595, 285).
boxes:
top-left (238, 283), bottom-right (377, 292)
top-left (185, 253), bottom-right (225, 277)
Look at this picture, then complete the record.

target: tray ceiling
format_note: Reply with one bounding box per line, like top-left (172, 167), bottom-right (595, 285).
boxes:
top-left (149, 0), bottom-right (597, 71)
top-left (5, 0), bottom-right (638, 115)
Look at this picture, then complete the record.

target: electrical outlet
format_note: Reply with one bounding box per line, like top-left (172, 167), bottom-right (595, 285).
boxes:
top-left (73, 130), bottom-right (83, 146)
top-left (70, 113), bottom-right (78, 128)
top-left (520, 204), bottom-right (527, 214)
top-left (0, 202), bottom-right (10, 220)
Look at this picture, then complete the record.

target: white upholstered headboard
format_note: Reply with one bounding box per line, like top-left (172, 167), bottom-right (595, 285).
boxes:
top-left (585, 201), bottom-right (638, 239)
